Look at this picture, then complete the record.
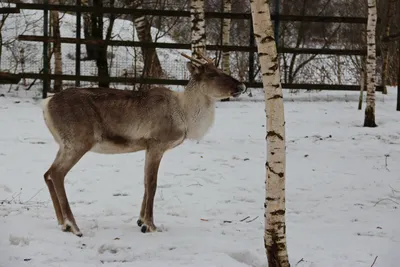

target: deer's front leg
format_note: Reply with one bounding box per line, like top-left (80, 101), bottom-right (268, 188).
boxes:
top-left (138, 147), bottom-right (164, 233)
top-left (137, 192), bottom-right (146, 227)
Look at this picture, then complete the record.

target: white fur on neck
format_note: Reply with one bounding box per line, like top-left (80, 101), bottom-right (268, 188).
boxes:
top-left (180, 88), bottom-right (216, 140)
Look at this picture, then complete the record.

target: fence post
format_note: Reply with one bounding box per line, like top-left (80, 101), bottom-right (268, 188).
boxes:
top-left (42, 0), bottom-right (49, 98)
top-left (76, 0), bottom-right (81, 87)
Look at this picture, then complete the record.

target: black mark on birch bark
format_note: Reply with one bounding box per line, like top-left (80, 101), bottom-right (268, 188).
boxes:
top-left (266, 162), bottom-right (284, 178)
top-left (269, 64), bottom-right (278, 71)
top-left (268, 94), bottom-right (282, 100)
top-left (267, 131), bottom-right (284, 140)
top-left (261, 36), bottom-right (274, 43)
top-left (271, 209), bottom-right (285, 215)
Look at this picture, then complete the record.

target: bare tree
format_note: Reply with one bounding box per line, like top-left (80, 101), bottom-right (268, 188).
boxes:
top-left (221, 0), bottom-right (231, 74)
top-left (220, 0), bottom-right (231, 102)
top-left (80, 0), bottom-right (115, 87)
top-left (364, 0), bottom-right (377, 127)
top-left (93, 0), bottom-right (115, 88)
top-left (358, 57), bottom-right (366, 110)
top-left (81, 0), bottom-right (96, 60)
top-left (0, 13), bottom-right (9, 64)
top-left (50, 0), bottom-right (62, 92)
top-left (380, 0), bottom-right (396, 94)
top-left (191, 0), bottom-right (206, 57)
top-left (250, 0), bottom-right (290, 266)
top-left (132, 0), bottom-right (163, 90)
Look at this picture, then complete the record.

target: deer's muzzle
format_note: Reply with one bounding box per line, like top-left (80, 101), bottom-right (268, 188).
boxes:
top-left (232, 83), bottom-right (247, 97)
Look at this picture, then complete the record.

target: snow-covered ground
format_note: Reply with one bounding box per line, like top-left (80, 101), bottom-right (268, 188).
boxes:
top-left (1, 88), bottom-right (399, 267)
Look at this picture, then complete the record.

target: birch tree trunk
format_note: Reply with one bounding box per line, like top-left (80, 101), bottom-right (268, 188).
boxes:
top-left (250, 0), bottom-right (290, 266)
top-left (364, 0), bottom-right (378, 127)
top-left (381, 0), bottom-right (396, 94)
top-left (190, 0), bottom-right (206, 58)
top-left (133, 2), bottom-right (163, 90)
top-left (358, 57), bottom-right (366, 110)
top-left (220, 0), bottom-right (231, 102)
top-left (51, 0), bottom-right (62, 92)
top-left (221, 0), bottom-right (231, 74)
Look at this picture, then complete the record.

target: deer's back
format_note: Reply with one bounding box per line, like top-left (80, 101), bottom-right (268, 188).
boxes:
top-left (42, 87), bottom-right (187, 154)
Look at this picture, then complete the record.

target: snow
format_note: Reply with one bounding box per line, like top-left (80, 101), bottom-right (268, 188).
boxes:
top-left (0, 87), bottom-right (399, 266)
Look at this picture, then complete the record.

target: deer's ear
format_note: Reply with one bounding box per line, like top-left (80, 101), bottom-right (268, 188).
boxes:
top-left (186, 62), bottom-right (204, 75)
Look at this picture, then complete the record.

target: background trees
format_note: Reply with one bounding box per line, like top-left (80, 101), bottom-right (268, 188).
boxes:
top-left (0, 0), bottom-right (399, 102)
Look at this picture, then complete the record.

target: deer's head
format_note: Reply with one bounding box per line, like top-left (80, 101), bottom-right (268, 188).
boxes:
top-left (183, 53), bottom-right (246, 99)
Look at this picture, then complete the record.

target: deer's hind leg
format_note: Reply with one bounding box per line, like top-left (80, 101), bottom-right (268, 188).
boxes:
top-left (45, 145), bottom-right (91, 237)
top-left (44, 151), bottom-right (63, 225)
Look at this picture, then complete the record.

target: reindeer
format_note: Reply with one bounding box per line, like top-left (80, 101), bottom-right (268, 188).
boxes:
top-left (41, 53), bottom-right (246, 236)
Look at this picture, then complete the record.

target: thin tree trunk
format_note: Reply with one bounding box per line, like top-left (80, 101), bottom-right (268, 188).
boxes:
top-left (250, 0), bottom-right (290, 266)
top-left (364, 0), bottom-right (378, 127)
top-left (358, 57), bottom-right (366, 110)
top-left (190, 0), bottom-right (206, 58)
top-left (0, 14), bottom-right (9, 65)
top-left (51, 0), bottom-right (62, 92)
top-left (337, 56), bottom-right (341, 85)
top-left (222, 0), bottom-right (231, 74)
top-left (91, 0), bottom-right (114, 88)
top-left (134, 16), bottom-right (163, 78)
top-left (220, 0), bottom-right (231, 102)
top-left (287, 0), bottom-right (307, 84)
top-left (133, 3), bottom-right (163, 91)
top-left (82, 0), bottom-right (96, 61)
top-left (381, 0), bottom-right (396, 94)
top-left (397, 40), bottom-right (400, 111)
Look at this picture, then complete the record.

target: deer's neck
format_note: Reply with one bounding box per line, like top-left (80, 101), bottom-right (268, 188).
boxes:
top-left (181, 84), bottom-right (216, 140)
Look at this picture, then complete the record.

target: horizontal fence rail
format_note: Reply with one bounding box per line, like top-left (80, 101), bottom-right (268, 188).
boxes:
top-left (16, 3), bottom-right (370, 23)
top-left (0, 7), bottom-right (20, 14)
top-left (18, 35), bottom-right (370, 56)
top-left (0, 72), bottom-right (21, 84)
top-left (16, 73), bottom-right (384, 92)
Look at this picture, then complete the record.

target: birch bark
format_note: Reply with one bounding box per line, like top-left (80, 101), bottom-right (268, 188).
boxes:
top-left (221, 0), bottom-right (231, 74)
top-left (364, 0), bottom-right (378, 127)
top-left (358, 57), bottom-right (366, 110)
top-left (190, 0), bottom-right (206, 58)
top-left (250, 0), bottom-right (290, 266)
top-left (133, 2), bottom-right (163, 81)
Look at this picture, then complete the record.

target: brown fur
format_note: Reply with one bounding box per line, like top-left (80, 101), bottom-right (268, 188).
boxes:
top-left (41, 62), bottom-right (245, 236)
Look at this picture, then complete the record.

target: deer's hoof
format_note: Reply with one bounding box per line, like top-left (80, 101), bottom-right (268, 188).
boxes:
top-left (140, 223), bottom-right (158, 233)
top-left (75, 232), bottom-right (83, 237)
top-left (61, 219), bottom-right (82, 237)
top-left (137, 219), bottom-right (143, 227)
